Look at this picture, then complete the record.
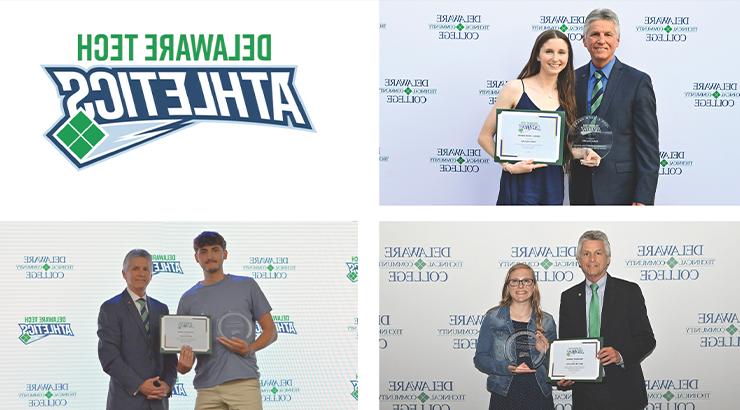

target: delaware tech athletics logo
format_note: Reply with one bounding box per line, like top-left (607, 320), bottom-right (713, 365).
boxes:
top-left (45, 33), bottom-right (312, 168)
top-left (18, 316), bottom-right (74, 345)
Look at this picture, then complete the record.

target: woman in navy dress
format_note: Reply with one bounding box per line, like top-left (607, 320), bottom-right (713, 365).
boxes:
top-left (474, 263), bottom-right (557, 409)
top-left (478, 30), bottom-right (598, 205)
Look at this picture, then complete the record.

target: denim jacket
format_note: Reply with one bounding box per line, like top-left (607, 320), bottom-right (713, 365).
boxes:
top-left (473, 304), bottom-right (557, 397)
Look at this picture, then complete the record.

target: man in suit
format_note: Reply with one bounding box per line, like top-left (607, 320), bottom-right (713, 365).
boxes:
top-left (558, 230), bottom-right (656, 409)
top-left (98, 249), bottom-right (177, 410)
top-left (570, 8), bottom-right (659, 205)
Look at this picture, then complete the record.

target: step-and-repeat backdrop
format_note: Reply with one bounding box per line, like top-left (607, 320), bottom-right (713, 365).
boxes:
top-left (380, 1), bottom-right (739, 204)
top-left (380, 222), bottom-right (738, 409)
top-left (0, 222), bottom-right (358, 409)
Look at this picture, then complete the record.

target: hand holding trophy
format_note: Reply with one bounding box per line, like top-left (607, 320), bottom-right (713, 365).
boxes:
top-left (568, 115), bottom-right (613, 167)
top-left (505, 329), bottom-right (548, 374)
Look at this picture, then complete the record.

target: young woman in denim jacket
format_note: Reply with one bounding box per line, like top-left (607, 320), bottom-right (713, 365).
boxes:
top-left (474, 263), bottom-right (557, 409)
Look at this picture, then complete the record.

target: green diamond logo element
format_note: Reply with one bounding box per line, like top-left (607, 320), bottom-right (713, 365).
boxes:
top-left (664, 25), bottom-right (673, 33)
top-left (20, 333), bottom-right (31, 344)
top-left (663, 391), bottom-right (675, 401)
top-left (418, 392), bottom-right (430, 403)
top-left (43, 263), bottom-right (51, 271)
top-left (456, 156), bottom-right (465, 164)
top-left (660, 159), bottom-right (668, 167)
top-left (347, 271), bottom-right (358, 282)
top-left (54, 111), bottom-right (107, 160)
top-left (267, 264), bottom-right (274, 272)
top-left (712, 91), bottom-right (721, 99)
top-left (404, 87), bottom-right (412, 95)
top-left (346, 258), bottom-right (358, 283)
top-left (560, 24), bottom-right (568, 32)
top-left (45, 391), bottom-right (53, 399)
top-left (727, 324), bottom-right (738, 335)
top-left (456, 23), bottom-right (465, 31)
top-left (414, 259), bottom-right (427, 270)
top-left (271, 386), bottom-right (278, 394)
top-left (541, 258), bottom-right (553, 270)
top-left (351, 389), bottom-right (358, 400)
top-left (666, 257), bottom-right (678, 269)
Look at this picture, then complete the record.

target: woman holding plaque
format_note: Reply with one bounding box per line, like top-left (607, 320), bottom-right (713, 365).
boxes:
top-left (478, 30), bottom-right (596, 205)
top-left (474, 263), bottom-right (556, 409)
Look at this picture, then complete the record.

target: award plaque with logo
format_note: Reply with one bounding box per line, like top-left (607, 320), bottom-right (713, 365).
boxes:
top-left (547, 338), bottom-right (603, 382)
top-left (504, 329), bottom-right (548, 372)
top-left (568, 115), bottom-right (613, 162)
top-left (495, 109), bottom-right (566, 165)
top-left (160, 315), bottom-right (212, 354)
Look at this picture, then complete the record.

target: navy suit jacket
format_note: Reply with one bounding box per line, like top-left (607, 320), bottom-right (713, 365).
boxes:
top-left (98, 290), bottom-right (177, 410)
top-left (570, 58), bottom-right (659, 205)
top-left (559, 274), bottom-right (656, 409)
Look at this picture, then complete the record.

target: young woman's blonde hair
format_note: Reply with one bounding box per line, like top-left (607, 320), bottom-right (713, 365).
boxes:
top-left (497, 263), bottom-right (544, 332)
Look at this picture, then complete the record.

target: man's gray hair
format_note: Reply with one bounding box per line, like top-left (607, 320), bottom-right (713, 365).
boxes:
top-left (577, 230), bottom-right (612, 257)
top-left (585, 8), bottom-right (620, 37)
top-left (122, 248), bottom-right (152, 272)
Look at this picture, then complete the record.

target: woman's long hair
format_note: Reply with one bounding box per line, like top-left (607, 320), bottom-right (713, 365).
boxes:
top-left (517, 30), bottom-right (576, 127)
top-left (517, 30), bottom-right (577, 166)
top-left (496, 263), bottom-right (544, 332)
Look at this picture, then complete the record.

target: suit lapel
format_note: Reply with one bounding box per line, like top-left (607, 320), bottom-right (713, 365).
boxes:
top-left (148, 299), bottom-right (160, 340)
top-left (576, 65), bottom-right (589, 116)
top-left (122, 290), bottom-right (148, 340)
top-left (573, 281), bottom-right (588, 337)
top-left (598, 58), bottom-right (624, 118)
top-left (601, 274), bottom-right (617, 338)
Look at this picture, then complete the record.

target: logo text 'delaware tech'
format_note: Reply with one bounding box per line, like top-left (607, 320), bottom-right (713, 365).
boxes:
top-left (46, 33), bottom-right (312, 168)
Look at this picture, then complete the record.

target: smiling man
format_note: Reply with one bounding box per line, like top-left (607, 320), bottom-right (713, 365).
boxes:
top-left (570, 8), bottom-right (660, 205)
top-left (176, 231), bottom-right (277, 410)
top-left (557, 230), bottom-right (656, 409)
top-left (97, 249), bottom-right (177, 410)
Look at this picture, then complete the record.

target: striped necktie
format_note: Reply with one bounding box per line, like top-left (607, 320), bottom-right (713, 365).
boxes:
top-left (588, 283), bottom-right (601, 337)
top-left (590, 70), bottom-right (605, 115)
top-left (136, 298), bottom-right (150, 334)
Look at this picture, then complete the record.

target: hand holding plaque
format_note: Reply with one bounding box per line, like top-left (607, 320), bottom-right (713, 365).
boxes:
top-left (495, 109), bottom-right (566, 165)
top-left (160, 315), bottom-right (212, 354)
top-left (548, 338), bottom-right (603, 382)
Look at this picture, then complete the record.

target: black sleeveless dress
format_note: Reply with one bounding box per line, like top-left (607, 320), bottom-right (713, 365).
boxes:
top-left (496, 82), bottom-right (565, 205)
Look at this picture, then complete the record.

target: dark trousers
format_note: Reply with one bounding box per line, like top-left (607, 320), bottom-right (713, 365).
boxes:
top-left (573, 383), bottom-right (614, 410)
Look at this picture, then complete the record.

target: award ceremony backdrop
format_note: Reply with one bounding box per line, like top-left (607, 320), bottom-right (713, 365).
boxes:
top-left (379, 1), bottom-right (740, 204)
top-left (0, 222), bottom-right (358, 409)
top-left (380, 221), bottom-right (738, 409)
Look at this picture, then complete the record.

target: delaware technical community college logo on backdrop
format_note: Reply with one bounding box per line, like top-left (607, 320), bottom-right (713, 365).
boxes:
top-left (45, 33), bottom-right (313, 168)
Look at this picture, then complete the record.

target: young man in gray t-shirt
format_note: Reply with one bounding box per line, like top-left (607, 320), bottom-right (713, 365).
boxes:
top-left (177, 231), bottom-right (277, 410)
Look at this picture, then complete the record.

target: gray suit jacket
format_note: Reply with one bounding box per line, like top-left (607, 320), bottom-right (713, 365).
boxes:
top-left (570, 58), bottom-right (659, 205)
top-left (98, 290), bottom-right (177, 410)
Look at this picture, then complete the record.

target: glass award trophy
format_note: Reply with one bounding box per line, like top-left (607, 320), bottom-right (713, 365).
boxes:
top-left (568, 115), bottom-right (613, 160)
top-left (505, 329), bottom-right (547, 371)
top-left (217, 311), bottom-right (254, 341)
